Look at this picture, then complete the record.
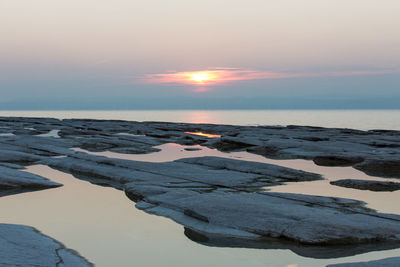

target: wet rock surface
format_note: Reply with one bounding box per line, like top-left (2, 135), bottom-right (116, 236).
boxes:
top-left (1, 117), bottom-right (399, 178)
top-left (354, 159), bottom-right (400, 179)
top-left (313, 155), bottom-right (364, 167)
top-left (184, 228), bottom-right (400, 259)
top-left (39, 152), bottom-right (400, 253)
top-left (0, 165), bottom-right (61, 196)
top-left (0, 223), bottom-right (91, 266)
top-left (130, 187), bottom-right (400, 245)
top-left (1, 116), bottom-right (400, 261)
top-left (331, 179), bottom-right (400, 192)
top-left (43, 153), bottom-right (322, 191)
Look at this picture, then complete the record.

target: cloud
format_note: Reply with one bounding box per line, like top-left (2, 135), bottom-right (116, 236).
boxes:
top-left (139, 67), bottom-right (400, 86)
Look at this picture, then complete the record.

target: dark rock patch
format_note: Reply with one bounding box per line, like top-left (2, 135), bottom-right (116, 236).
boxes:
top-left (313, 155), bottom-right (364, 167)
top-left (212, 140), bottom-right (255, 151)
top-left (297, 136), bottom-right (330, 142)
top-left (355, 160), bottom-right (400, 178)
top-left (184, 209), bottom-right (209, 223)
top-left (331, 179), bottom-right (400, 192)
top-left (184, 147), bottom-right (202, 151)
top-left (246, 146), bottom-right (282, 158)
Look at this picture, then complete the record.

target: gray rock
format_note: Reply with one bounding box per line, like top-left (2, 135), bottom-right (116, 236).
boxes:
top-left (109, 146), bottom-right (161, 154)
top-left (313, 155), bottom-right (364, 167)
top-left (331, 179), bottom-right (400, 192)
top-left (183, 227), bottom-right (399, 259)
top-left (1, 116), bottom-right (400, 258)
top-left (0, 165), bottom-right (62, 192)
top-left (44, 153), bottom-right (321, 190)
top-left (0, 149), bottom-right (43, 164)
top-left (0, 223), bottom-right (91, 266)
top-left (177, 156), bottom-right (322, 182)
top-left (40, 153), bottom-right (400, 246)
top-left (0, 162), bottom-right (24, 169)
top-left (126, 186), bottom-right (400, 246)
top-left (2, 117), bottom-right (400, 178)
top-left (355, 159), bottom-right (400, 179)
top-left (41, 152), bottom-right (400, 247)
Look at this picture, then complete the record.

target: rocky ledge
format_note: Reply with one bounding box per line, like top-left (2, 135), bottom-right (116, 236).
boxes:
top-left (0, 223), bottom-right (91, 266)
top-left (0, 165), bottom-right (61, 197)
top-left (1, 116), bottom-right (400, 260)
top-left (1, 116), bottom-right (399, 178)
top-left (40, 152), bottom-right (400, 256)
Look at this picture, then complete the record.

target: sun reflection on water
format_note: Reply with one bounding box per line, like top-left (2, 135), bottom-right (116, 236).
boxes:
top-left (184, 131), bottom-right (221, 138)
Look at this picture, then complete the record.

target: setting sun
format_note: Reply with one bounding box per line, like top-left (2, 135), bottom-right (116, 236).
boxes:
top-left (187, 72), bottom-right (216, 84)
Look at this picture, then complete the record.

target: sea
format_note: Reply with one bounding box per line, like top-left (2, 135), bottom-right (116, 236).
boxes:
top-left (0, 109), bottom-right (399, 130)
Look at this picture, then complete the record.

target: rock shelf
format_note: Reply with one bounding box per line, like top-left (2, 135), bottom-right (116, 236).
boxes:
top-left (1, 117), bottom-right (400, 261)
top-left (0, 223), bottom-right (91, 266)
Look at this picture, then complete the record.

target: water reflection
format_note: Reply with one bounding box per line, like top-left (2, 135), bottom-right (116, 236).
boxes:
top-left (184, 131), bottom-right (221, 138)
top-left (184, 227), bottom-right (400, 259)
top-left (185, 110), bottom-right (220, 124)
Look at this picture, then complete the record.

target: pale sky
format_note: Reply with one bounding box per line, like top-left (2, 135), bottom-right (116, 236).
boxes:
top-left (1, 0), bottom-right (399, 108)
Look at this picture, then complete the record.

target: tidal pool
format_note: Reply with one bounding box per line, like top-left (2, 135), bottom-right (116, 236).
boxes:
top-left (1, 144), bottom-right (400, 266)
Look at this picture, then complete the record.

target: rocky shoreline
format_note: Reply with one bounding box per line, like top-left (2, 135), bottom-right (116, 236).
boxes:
top-left (1, 117), bottom-right (399, 266)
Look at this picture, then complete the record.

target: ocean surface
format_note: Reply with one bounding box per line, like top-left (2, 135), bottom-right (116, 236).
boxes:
top-left (0, 109), bottom-right (399, 130)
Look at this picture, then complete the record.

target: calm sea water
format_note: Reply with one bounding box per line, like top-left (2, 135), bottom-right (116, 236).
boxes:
top-left (0, 110), bottom-right (399, 130)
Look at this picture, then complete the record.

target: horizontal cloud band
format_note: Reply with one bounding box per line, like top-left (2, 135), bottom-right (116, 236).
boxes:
top-left (141, 67), bottom-right (400, 86)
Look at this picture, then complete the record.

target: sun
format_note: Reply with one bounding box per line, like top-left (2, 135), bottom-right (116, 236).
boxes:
top-left (187, 71), bottom-right (215, 84)
top-left (144, 68), bottom-right (238, 86)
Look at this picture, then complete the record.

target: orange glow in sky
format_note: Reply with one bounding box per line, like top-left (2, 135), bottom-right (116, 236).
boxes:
top-left (141, 67), bottom-right (400, 87)
top-left (142, 68), bottom-right (270, 86)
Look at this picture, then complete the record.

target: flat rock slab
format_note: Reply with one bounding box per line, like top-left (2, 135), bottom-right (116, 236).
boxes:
top-left (354, 159), bottom-right (400, 179)
top-left (0, 165), bottom-right (62, 193)
top-left (177, 156), bottom-right (322, 182)
top-left (39, 152), bottom-right (400, 249)
top-left (327, 256), bottom-right (400, 267)
top-left (0, 223), bottom-right (91, 266)
top-left (42, 153), bottom-right (322, 190)
top-left (127, 185), bottom-right (400, 246)
top-left (331, 179), bottom-right (400, 192)
top-left (0, 149), bottom-right (43, 164)
top-left (313, 155), bottom-right (364, 167)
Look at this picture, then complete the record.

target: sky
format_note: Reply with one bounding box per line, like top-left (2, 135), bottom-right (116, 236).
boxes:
top-left (0, 0), bottom-right (399, 109)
